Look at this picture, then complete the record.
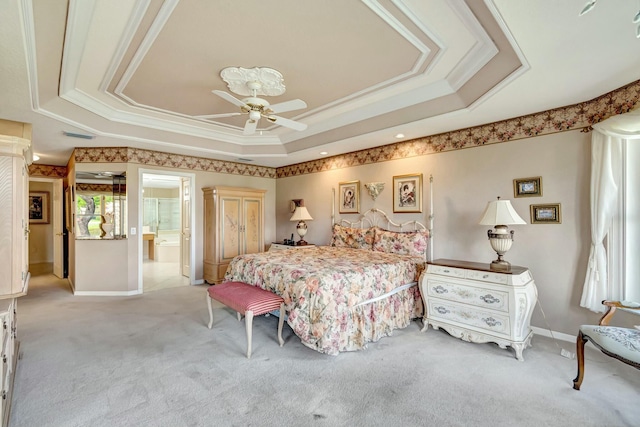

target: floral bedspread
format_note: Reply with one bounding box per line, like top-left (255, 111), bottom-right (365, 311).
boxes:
top-left (224, 246), bottom-right (425, 355)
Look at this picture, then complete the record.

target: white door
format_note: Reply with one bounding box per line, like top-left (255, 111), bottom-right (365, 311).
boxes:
top-left (52, 180), bottom-right (64, 278)
top-left (181, 178), bottom-right (190, 277)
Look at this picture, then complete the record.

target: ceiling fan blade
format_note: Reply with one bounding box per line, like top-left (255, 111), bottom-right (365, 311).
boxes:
top-left (267, 115), bottom-right (307, 131)
top-left (267, 99), bottom-right (307, 114)
top-left (195, 112), bottom-right (242, 119)
top-left (212, 90), bottom-right (247, 108)
top-left (243, 119), bottom-right (258, 135)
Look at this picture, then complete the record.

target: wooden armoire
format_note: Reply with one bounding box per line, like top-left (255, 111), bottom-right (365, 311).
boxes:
top-left (202, 186), bottom-right (266, 284)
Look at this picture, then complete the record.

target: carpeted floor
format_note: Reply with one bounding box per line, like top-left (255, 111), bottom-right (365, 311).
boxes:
top-left (9, 273), bottom-right (640, 427)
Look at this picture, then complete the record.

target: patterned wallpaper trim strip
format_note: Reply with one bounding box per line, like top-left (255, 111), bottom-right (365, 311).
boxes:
top-left (29, 79), bottom-right (639, 179)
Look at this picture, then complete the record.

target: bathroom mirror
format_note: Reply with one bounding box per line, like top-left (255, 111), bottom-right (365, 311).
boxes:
top-left (74, 171), bottom-right (127, 239)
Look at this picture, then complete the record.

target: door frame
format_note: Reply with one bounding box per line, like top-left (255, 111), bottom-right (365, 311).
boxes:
top-left (29, 177), bottom-right (65, 278)
top-left (138, 168), bottom-right (196, 293)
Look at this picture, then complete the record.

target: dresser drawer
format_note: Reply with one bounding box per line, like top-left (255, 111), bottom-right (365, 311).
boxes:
top-left (427, 299), bottom-right (511, 338)
top-left (465, 269), bottom-right (508, 284)
top-left (428, 265), bottom-right (466, 279)
top-left (424, 278), bottom-right (509, 312)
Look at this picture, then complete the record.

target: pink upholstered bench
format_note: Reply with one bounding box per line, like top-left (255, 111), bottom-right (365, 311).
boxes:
top-left (206, 281), bottom-right (285, 358)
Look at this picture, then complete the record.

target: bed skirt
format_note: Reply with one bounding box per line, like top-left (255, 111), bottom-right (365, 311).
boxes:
top-left (290, 283), bottom-right (424, 355)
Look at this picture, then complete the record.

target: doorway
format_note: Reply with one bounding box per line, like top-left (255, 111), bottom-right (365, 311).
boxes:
top-left (28, 178), bottom-right (65, 280)
top-left (140, 171), bottom-right (194, 292)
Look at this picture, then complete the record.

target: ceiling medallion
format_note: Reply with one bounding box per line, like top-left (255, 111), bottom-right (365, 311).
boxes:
top-left (220, 67), bottom-right (287, 97)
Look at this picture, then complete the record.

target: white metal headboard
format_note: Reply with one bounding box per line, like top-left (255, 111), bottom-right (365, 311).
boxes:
top-left (339, 208), bottom-right (427, 232)
top-left (332, 175), bottom-right (434, 261)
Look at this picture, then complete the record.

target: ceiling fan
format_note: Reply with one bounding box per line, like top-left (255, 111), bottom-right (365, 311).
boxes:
top-left (196, 81), bottom-right (307, 135)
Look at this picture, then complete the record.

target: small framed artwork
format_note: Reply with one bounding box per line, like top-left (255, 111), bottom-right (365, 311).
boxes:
top-left (339, 180), bottom-right (360, 214)
top-left (513, 176), bottom-right (542, 198)
top-left (393, 173), bottom-right (422, 213)
top-left (29, 191), bottom-right (50, 224)
top-left (530, 203), bottom-right (561, 224)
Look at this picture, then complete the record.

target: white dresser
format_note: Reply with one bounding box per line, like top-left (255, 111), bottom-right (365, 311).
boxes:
top-left (420, 259), bottom-right (537, 361)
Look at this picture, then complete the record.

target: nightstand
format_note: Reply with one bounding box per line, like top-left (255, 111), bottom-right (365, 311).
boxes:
top-left (420, 259), bottom-right (538, 361)
top-left (269, 243), bottom-right (316, 251)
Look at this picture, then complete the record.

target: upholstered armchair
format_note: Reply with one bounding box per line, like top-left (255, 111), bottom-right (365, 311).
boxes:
top-left (573, 300), bottom-right (640, 390)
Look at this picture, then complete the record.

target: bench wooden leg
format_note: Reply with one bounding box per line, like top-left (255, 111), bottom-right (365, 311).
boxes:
top-left (245, 310), bottom-right (254, 359)
top-left (207, 292), bottom-right (214, 329)
top-left (573, 330), bottom-right (587, 390)
top-left (278, 303), bottom-right (285, 347)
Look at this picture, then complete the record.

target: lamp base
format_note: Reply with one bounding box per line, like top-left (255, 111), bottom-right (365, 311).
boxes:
top-left (296, 240), bottom-right (308, 246)
top-left (490, 259), bottom-right (512, 272)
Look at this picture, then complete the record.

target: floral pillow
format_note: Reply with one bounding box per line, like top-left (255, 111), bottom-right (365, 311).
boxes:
top-left (330, 224), bottom-right (376, 250)
top-left (372, 228), bottom-right (429, 257)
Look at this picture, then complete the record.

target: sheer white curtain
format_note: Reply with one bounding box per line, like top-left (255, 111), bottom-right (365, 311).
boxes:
top-left (580, 110), bottom-right (640, 312)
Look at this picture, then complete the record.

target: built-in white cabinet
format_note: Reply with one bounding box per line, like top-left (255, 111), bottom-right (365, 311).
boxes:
top-left (0, 133), bottom-right (31, 427)
top-left (0, 138), bottom-right (30, 297)
top-left (203, 186), bottom-right (266, 284)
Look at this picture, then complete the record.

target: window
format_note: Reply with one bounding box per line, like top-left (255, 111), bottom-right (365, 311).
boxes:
top-left (609, 141), bottom-right (640, 302)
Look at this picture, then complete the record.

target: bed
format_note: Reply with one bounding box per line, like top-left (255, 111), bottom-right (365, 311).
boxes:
top-left (223, 203), bottom-right (432, 355)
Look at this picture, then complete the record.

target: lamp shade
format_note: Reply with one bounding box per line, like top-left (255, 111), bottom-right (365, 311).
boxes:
top-left (478, 199), bottom-right (526, 226)
top-left (290, 206), bottom-right (313, 222)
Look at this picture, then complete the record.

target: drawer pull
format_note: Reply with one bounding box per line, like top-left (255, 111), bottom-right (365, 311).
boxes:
top-left (443, 269), bottom-right (450, 273)
top-left (433, 285), bottom-right (448, 294)
top-left (480, 294), bottom-right (500, 304)
top-left (434, 306), bottom-right (450, 315)
top-left (483, 317), bottom-right (502, 327)
top-left (482, 274), bottom-right (489, 279)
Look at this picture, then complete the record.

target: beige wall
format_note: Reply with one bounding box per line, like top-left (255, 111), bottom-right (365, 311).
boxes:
top-left (276, 129), bottom-right (607, 336)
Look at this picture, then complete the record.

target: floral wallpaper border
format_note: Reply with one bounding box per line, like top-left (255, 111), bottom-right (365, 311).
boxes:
top-left (72, 147), bottom-right (277, 179)
top-left (29, 79), bottom-right (640, 180)
top-left (277, 78), bottom-right (640, 178)
top-left (28, 164), bottom-right (67, 178)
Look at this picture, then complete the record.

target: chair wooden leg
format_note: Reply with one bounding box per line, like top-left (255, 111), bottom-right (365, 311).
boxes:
top-left (277, 303), bottom-right (285, 347)
top-left (207, 293), bottom-right (214, 329)
top-left (245, 310), bottom-right (254, 359)
top-left (573, 330), bottom-right (587, 390)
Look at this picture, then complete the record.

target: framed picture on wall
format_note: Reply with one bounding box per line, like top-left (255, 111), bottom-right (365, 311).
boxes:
top-left (338, 180), bottom-right (360, 214)
top-left (393, 173), bottom-right (422, 213)
top-left (530, 203), bottom-right (561, 224)
top-left (513, 176), bottom-right (542, 197)
top-left (29, 191), bottom-right (50, 224)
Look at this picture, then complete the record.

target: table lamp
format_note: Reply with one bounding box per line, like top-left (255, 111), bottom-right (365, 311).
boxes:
top-left (478, 197), bottom-right (526, 270)
top-left (290, 206), bottom-right (313, 245)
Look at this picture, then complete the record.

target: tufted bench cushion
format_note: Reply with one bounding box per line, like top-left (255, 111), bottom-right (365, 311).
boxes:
top-left (206, 281), bottom-right (285, 358)
top-left (579, 325), bottom-right (640, 365)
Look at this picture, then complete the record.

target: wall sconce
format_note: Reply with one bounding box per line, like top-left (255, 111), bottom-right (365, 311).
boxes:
top-left (364, 182), bottom-right (385, 200)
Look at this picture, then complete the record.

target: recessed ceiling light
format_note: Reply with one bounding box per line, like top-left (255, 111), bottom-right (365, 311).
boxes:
top-left (320, 151), bottom-right (328, 156)
top-left (395, 133), bottom-right (405, 139)
top-left (32, 154), bottom-right (40, 161)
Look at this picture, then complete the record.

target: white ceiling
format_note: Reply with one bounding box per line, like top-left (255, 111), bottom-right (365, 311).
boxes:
top-left (2, 0), bottom-right (640, 168)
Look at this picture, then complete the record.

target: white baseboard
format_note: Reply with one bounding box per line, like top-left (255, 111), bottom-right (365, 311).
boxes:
top-left (192, 279), bottom-right (204, 285)
top-left (74, 289), bottom-right (142, 296)
top-left (531, 326), bottom-right (575, 343)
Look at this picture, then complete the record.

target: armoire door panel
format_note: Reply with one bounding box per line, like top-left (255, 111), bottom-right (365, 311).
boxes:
top-left (243, 198), bottom-right (262, 255)
top-left (220, 197), bottom-right (241, 261)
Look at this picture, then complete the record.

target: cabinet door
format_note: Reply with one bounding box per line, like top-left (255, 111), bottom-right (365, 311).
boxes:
top-left (243, 197), bottom-right (263, 255)
top-left (219, 196), bottom-right (241, 262)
